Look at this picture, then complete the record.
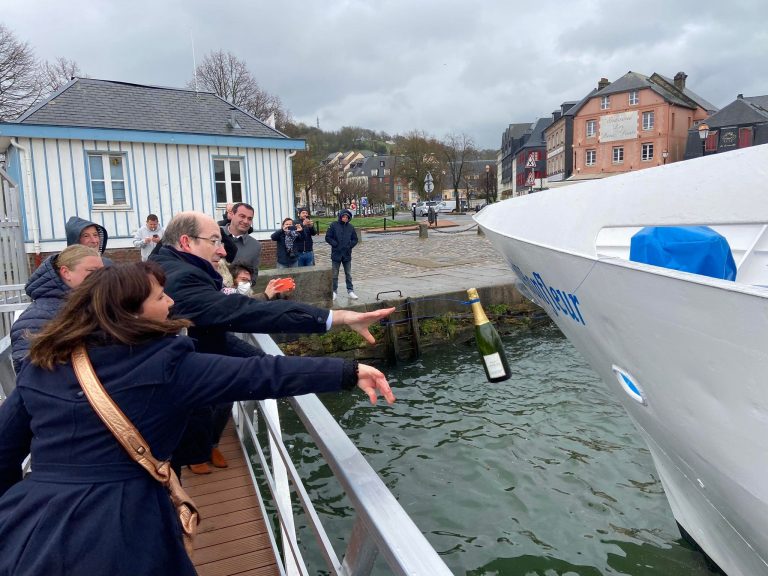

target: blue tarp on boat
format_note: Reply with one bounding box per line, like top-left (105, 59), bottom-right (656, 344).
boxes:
top-left (629, 226), bottom-right (737, 281)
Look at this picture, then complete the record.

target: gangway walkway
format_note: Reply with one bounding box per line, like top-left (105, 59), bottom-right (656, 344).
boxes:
top-left (182, 422), bottom-right (279, 576)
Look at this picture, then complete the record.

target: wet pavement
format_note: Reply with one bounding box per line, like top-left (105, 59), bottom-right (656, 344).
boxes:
top-left (311, 217), bottom-right (518, 308)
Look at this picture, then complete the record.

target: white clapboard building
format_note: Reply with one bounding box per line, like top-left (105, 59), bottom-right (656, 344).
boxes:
top-left (0, 78), bottom-right (304, 259)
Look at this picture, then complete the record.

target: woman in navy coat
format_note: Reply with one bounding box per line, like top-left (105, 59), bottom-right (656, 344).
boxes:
top-left (0, 262), bottom-right (394, 575)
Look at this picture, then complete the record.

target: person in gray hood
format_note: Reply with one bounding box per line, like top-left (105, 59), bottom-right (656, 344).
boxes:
top-left (65, 216), bottom-right (113, 266)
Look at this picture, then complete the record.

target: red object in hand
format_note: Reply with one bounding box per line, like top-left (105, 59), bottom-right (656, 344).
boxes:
top-left (273, 278), bottom-right (295, 293)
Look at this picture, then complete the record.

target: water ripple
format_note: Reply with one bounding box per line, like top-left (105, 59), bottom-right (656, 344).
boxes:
top-left (280, 323), bottom-right (720, 576)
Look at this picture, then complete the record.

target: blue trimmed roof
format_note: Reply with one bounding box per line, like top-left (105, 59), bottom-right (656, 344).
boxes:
top-left (12, 78), bottom-right (287, 139)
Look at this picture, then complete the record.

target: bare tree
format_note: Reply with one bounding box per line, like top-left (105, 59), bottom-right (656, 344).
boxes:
top-left (393, 131), bottom-right (443, 201)
top-left (191, 49), bottom-right (291, 129)
top-left (39, 57), bottom-right (82, 95)
top-left (0, 24), bottom-right (41, 121)
top-left (441, 133), bottom-right (477, 212)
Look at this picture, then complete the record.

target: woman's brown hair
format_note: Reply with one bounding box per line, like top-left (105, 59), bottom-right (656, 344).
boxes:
top-left (29, 261), bottom-right (191, 370)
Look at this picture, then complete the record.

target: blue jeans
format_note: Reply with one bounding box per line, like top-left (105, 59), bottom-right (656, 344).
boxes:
top-left (297, 251), bottom-right (315, 267)
top-left (332, 259), bottom-right (353, 292)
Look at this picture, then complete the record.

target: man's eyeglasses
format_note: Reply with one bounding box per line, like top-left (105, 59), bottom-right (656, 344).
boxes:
top-left (189, 235), bottom-right (223, 248)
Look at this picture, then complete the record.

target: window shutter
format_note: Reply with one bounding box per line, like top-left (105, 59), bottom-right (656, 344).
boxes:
top-left (705, 131), bottom-right (718, 152)
top-left (738, 127), bottom-right (753, 148)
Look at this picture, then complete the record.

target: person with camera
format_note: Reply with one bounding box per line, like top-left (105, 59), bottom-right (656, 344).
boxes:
top-left (271, 217), bottom-right (301, 269)
top-left (294, 207), bottom-right (318, 266)
top-left (133, 214), bottom-right (164, 261)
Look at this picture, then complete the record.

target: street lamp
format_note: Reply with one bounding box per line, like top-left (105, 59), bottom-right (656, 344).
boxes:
top-left (485, 165), bottom-right (490, 205)
top-left (662, 150), bottom-right (669, 164)
top-left (698, 122), bottom-right (710, 156)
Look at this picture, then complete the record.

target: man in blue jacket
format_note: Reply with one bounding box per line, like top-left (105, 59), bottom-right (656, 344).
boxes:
top-left (325, 209), bottom-right (359, 301)
top-left (151, 211), bottom-right (391, 473)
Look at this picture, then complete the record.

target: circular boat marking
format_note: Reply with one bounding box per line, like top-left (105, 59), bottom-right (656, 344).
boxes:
top-left (611, 365), bottom-right (646, 405)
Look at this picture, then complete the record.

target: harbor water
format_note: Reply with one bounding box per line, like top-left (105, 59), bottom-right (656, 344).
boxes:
top-left (279, 323), bottom-right (720, 575)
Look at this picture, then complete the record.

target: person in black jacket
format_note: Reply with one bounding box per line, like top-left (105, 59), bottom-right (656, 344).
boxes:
top-left (0, 261), bottom-right (393, 576)
top-left (150, 211), bottom-right (393, 474)
top-left (295, 207), bottom-right (318, 266)
top-left (271, 217), bottom-right (300, 269)
top-left (325, 208), bottom-right (359, 301)
top-left (10, 245), bottom-right (103, 372)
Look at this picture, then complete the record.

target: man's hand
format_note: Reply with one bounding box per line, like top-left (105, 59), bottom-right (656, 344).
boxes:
top-left (332, 307), bottom-right (395, 344)
top-left (356, 363), bottom-right (396, 405)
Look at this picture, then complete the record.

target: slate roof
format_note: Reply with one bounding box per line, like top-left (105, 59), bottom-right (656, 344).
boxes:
top-left (654, 73), bottom-right (718, 112)
top-left (13, 78), bottom-right (287, 139)
top-left (348, 155), bottom-right (395, 177)
top-left (593, 71), bottom-right (717, 112)
top-left (564, 89), bottom-right (598, 116)
top-left (703, 95), bottom-right (768, 128)
top-left (518, 117), bottom-right (553, 149)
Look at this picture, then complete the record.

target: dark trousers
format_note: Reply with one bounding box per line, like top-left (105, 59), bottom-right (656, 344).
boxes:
top-left (332, 259), bottom-right (353, 291)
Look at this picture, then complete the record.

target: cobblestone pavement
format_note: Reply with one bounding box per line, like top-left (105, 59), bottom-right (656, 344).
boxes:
top-left (312, 222), bottom-right (503, 280)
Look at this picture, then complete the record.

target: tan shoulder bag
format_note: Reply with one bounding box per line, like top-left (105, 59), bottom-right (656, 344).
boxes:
top-left (71, 345), bottom-right (200, 557)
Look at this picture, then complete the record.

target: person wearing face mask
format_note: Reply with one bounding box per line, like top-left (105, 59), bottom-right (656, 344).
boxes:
top-left (219, 262), bottom-right (288, 301)
top-left (0, 261), bottom-right (395, 575)
top-left (10, 245), bottom-right (104, 372)
top-left (150, 211), bottom-right (394, 474)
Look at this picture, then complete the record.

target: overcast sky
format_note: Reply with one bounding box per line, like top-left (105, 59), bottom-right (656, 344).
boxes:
top-left (3, 0), bottom-right (766, 149)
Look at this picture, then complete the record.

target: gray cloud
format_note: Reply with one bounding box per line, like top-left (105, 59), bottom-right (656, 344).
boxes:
top-left (3, 0), bottom-right (767, 149)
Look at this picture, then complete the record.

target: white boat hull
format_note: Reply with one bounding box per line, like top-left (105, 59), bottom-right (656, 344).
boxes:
top-left (476, 145), bottom-right (768, 576)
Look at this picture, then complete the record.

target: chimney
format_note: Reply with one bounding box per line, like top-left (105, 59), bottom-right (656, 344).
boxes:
top-left (552, 110), bottom-right (562, 121)
top-left (674, 72), bottom-right (687, 90)
top-left (737, 93), bottom-right (743, 99)
top-left (597, 77), bottom-right (610, 91)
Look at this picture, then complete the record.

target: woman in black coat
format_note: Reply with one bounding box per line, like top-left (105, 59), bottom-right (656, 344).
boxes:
top-left (0, 262), bottom-right (394, 575)
top-left (270, 217), bottom-right (301, 268)
top-left (10, 245), bottom-right (103, 372)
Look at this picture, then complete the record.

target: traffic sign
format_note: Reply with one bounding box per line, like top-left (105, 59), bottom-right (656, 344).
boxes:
top-left (424, 181), bottom-right (434, 194)
top-left (425, 172), bottom-right (433, 183)
top-left (525, 171), bottom-right (535, 186)
top-left (350, 202), bottom-right (357, 211)
top-left (360, 196), bottom-right (368, 207)
top-left (525, 153), bottom-right (537, 168)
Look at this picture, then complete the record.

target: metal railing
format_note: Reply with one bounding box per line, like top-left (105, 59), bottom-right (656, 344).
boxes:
top-left (0, 310), bottom-right (453, 575)
top-left (0, 284), bottom-right (29, 340)
top-left (0, 167), bottom-right (28, 288)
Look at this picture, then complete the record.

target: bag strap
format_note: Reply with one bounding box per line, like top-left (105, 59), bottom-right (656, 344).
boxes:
top-left (71, 345), bottom-right (171, 485)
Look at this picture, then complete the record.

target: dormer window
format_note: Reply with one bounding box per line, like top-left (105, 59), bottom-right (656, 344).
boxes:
top-left (601, 96), bottom-right (610, 110)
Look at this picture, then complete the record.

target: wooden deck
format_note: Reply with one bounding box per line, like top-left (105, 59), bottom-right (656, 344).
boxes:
top-left (182, 423), bottom-right (280, 576)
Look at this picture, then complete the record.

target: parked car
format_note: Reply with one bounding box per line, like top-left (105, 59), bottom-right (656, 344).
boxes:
top-left (472, 203), bottom-right (486, 213)
top-left (415, 200), bottom-right (440, 216)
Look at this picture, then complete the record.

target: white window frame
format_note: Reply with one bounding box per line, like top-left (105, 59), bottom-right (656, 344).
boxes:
top-left (86, 152), bottom-right (129, 208)
top-left (213, 156), bottom-right (245, 206)
top-left (612, 147), bottom-right (624, 164)
top-left (629, 91), bottom-right (639, 105)
top-left (586, 119), bottom-right (597, 138)
top-left (586, 149), bottom-right (596, 166)
top-left (642, 111), bottom-right (655, 131)
top-left (641, 143), bottom-right (654, 161)
top-left (601, 95), bottom-right (610, 110)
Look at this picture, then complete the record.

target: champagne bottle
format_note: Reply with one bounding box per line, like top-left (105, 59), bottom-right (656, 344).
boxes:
top-left (467, 288), bottom-right (511, 382)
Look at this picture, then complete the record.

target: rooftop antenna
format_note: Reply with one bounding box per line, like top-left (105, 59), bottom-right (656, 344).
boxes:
top-left (191, 30), bottom-right (199, 94)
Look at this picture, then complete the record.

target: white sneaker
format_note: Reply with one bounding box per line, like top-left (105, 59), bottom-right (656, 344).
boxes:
top-left (332, 292), bottom-right (337, 301)
top-left (348, 291), bottom-right (359, 300)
